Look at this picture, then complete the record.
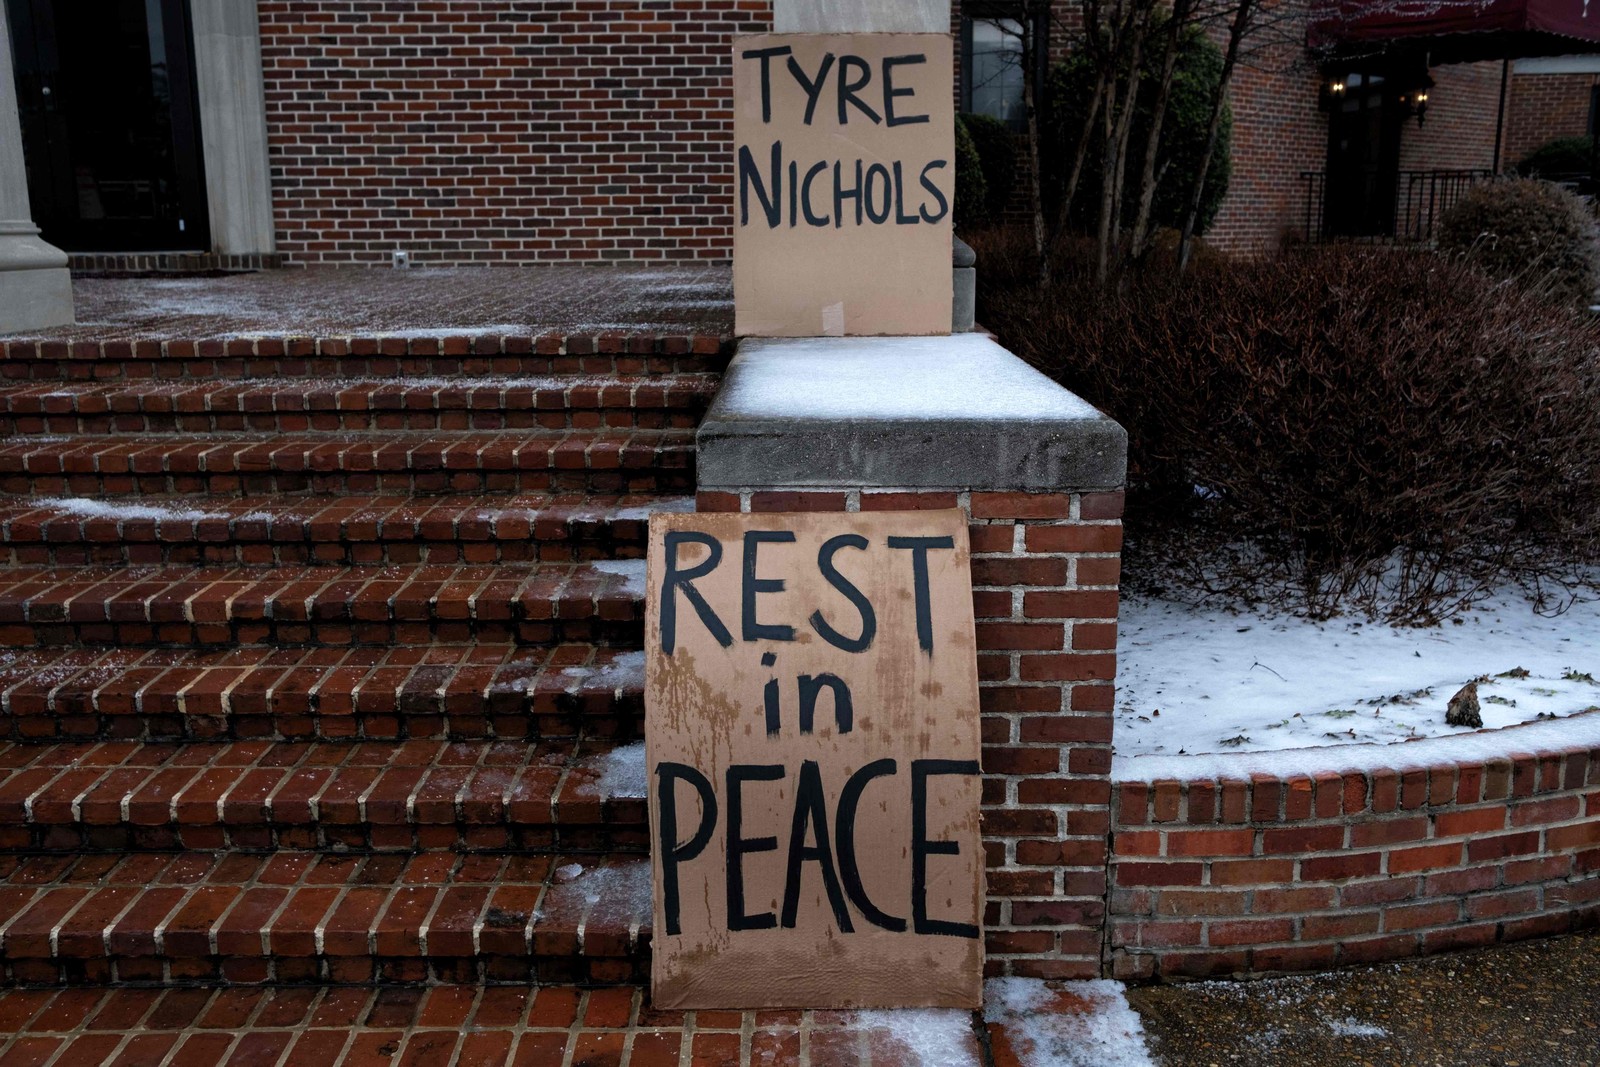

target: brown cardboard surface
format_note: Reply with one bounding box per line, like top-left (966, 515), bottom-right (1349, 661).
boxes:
top-left (646, 510), bottom-right (983, 1010)
top-left (732, 33), bottom-right (955, 338)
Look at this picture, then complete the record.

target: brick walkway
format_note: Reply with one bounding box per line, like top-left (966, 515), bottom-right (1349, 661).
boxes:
top-left (0, 266), bottom-right (733, 344)
top-left (0, 985), bottom-right (993, 1065)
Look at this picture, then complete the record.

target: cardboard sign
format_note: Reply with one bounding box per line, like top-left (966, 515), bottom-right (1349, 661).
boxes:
top-left (645, 510), bottom-right (983, 1010)
top-left (732, 33), bottom-right (955, 338)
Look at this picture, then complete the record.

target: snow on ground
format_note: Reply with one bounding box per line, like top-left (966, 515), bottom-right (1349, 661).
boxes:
top-left (1114, 591), bottom-right (1600, 760)
top-left (984, 978), bottom-right (1155, 1067)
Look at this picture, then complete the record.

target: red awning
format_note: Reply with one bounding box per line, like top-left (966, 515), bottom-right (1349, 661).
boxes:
top-left (1310, 0), bottom-right (1600, 59)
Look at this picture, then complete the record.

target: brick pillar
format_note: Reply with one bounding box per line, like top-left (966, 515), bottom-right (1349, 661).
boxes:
top-left (695, 335), bottom-right (1128, 978)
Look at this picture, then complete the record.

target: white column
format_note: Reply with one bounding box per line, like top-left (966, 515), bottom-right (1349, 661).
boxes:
top-left (190, 0), bottom-right (275, 258)
top-left (0, 0), bottom-right (72, 331)
top-left (773, 0), bottom-right (950, 32)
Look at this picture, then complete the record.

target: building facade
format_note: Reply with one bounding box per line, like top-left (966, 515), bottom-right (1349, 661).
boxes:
top-left (2, 0), bottom-right (1597, 269)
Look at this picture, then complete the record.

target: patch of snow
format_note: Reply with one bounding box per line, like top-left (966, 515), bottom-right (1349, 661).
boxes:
top-left (557, 650), bottom-right (645, 695)
top-left (1115, 591), bottom-right (1600, 759)
top-left (30, 497), bottom-right (225, 522)
top-left (613, 496), bottom-right (695, 521)
top-left (592, 558), bottom-right (647, 596)
top-left (568, 861), bottom-right (651, 918)
top-left (554, 862), bottom-right (584, 883)
top-left (728, 336), bottom-right (1102, 422)
top-left (1327, 1018), bottom-right (1387, 1038)
top-left (593, 741), bottom-right (647, 799)
top-left (983, 978), bottom-right (1155, 1067)
top-left (851, 1008), bottom-right (980, 1067)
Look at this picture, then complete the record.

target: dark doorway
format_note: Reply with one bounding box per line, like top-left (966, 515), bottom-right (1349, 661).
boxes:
top-left (1323, 71), bottom-right (1403, 238)
top-left (6, 0), bottom-right (207, 252)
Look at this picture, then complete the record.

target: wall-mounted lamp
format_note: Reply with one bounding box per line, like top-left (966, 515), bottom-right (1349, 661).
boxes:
top-left (1319, 72), bottom-right (1350, 110)
top-left (1397, 86), bottom-right (1430, 127)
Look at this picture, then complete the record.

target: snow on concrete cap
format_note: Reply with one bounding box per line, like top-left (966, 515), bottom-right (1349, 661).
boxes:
top-left (697, 334), bottom-right (1127, 491)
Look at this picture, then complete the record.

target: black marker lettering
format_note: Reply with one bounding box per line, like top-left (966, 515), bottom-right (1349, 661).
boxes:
top-left (836, 759), bottom-right (906, 932)
top-left (742, 530), bottom-right (797, 641)
top-left (656, 762), bottom-right (717, 936)
top-left (809, 533), bottom-right (876, 652)
top-left (661, 531), bottom-right (731, 654)
top-left (911, 759), bottom-right (980, 938)
top-left (740, 45), bottom-right (792, 123)
top-left (864, 163), bottom-right (892, 224)
top-left (781, 760), bottom-right (853, 930)
top-left (738, 141), bottom-right (782, 228)
top-left (882, 54), bottom-right (930, 126)
top-left (887, 535), bottom-right (955, 653)
top-left (837, 55), bottom-right (882, 124)
top-left (785, 51), bottom-right (835, 125)
top-left (918, 160), bottom-right (950, 223)
top-left (797, 673), bottom-right (853, 735)
top-left (726, 764), bottom-right (784, 931)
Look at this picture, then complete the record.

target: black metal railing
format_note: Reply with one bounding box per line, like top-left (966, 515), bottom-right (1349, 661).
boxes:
top-left (1299, 168), bottom-right (1495, 244)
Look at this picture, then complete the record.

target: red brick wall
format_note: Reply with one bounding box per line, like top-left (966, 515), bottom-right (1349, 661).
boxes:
top-left (694, 486), bottom-right (1123, 981)
top-left (257, 0), bottom-right (773, 266)
top-left (1397, 60), bottom-right (1504, 173)
top-left (1504, 72), bottom-right (1598, 168)
top-left (1206, 59), bottom-right (1327, 253)
top-left (1109, 744), bottom-right (1600, 979)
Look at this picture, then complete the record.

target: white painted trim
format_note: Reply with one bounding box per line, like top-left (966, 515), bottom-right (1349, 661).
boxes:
top-left (1514, 54), bottom-right (1600, 75)
top-left (190, 0), bottom-right (275, 257)
top-left (773, 0), bottom-right (950, 33)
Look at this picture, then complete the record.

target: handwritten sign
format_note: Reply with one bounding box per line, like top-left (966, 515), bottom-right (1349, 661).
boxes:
top-left (732, 33), bottom-right (955, 338)
top-left (646, 510), bottom-right (983, 1009)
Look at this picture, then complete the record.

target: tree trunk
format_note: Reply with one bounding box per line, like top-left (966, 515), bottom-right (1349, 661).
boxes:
top-left (1127, 0), bottom-right (1193, 262)
top-left (1177, 0), bottom-right (1254, 274)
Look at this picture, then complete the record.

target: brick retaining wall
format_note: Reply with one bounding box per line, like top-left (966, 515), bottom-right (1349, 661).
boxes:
top-left (1108, 735), bottom-right (1600, 980)
top-left (695, 486), bottom-right (1123, 981)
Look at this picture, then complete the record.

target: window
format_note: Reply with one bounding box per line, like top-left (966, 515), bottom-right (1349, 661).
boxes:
top-left (960, 8), bottom-right (1047, 129)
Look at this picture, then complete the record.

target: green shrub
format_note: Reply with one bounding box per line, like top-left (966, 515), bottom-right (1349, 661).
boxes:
top-left (1043, 25), bottom-right (1232, 235)
top-left (1515, 135), bottom-right (1594, 178)
top-left (959, 112), bottom-right (1019, 222)
top-left (953, 115), bottom-right (988, 230)
top-left (972, 235), bottom-right (1600, 622)
top-left (1437, 177), bottom-right (1599, 306)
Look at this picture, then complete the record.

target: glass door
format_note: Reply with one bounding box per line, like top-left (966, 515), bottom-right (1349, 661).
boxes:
top-left (1323, 71), bottom-right (1403, 239)
top-left (7, 0), bottom-right (208, 251)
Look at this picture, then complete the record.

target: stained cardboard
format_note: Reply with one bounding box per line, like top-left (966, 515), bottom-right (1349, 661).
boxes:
top-left (732, 33), bottom-right (955, 338)
top-left (646, 510), bottom-right (983, 1010)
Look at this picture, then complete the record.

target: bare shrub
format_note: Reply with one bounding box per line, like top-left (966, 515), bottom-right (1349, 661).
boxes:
top-left (973, 237), bottom-right (1600, 622)
top-left (1436, 178), bottom-right (1600, 308)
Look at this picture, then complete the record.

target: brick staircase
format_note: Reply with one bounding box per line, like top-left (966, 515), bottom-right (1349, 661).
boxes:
top-left (0, 334), bottom-right (724, 991)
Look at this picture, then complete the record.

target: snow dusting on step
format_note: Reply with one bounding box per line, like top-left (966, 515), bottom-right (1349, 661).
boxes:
top-left (850, 1008), bottom-right (981, 1067)
top-left (592, 742), bottom-right (646, 799)
top-left (591, 559), bottom-right (646, 595)
top-left (1116, 591), bottom-right (1600, 759)
top-left (984, 978), bottom-right (1155, 1067)
top-left (557, 650), bottom-right (644, 695)
top-left (33, 498), bottom-right (227, 522)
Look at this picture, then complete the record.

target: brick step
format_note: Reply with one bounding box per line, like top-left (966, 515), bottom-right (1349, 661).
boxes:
top-left (0, 429), bottom-right (696, 497)
top-left (0, 333), bottom-right (729, 382)
top-left (0, 644), bottom-right (643, 742)
top-left (0, 374), bottom-right (719, 435)
top-left (0, 849), bottom-right (651, 985)
top-left (0, 561), bottom-right (645, 649)
top-left (0, 493), bottom-right (691, 567)
top-left (0, 737), bottom-right (646, 854)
